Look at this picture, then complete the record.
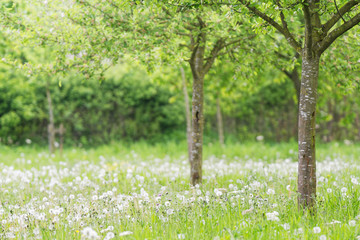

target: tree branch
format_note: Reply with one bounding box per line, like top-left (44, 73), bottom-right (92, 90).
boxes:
top-left (162, 6), bottom-right (174, 18)
top-left (175, 31), bottom-right (192, 37)
top-left (334, 0), bottom-right (347, 24)
top-left (203, 38), bottom-right (225, 75)
top-left (105, 0), bottom-right (121, 10)
top-left (275, 51), bottom-right (291, 61)
top-left (223, 35), bottom-right (256, 48)
top-left (302, 1), bottom-right (313, 56)
top-left (322, 0), bottom-right (360, 34)
top-left (180, 43), bottom-right (191, 50)
top-left (238, 0), bottom-right (301, 52)
top-left (318, 13), bottom-right (360, 54)
top-left (276, 0), bottom-right (291, 33)
top-left (189, 16), bottom-right (207, 79)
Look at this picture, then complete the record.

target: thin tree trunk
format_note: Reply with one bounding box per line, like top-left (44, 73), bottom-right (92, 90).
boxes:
top-left (187, 15), bottom-right (225, 185)
top-left (216, 95), bottom-right (224, 146)
top-left (180, 67), bottom-right (192, 162)
top-left (284, 67), bottom-right (301, 105)
top-left (190, 73), bottom-right (204, 185)
top-left (59, 123), bottom-right (65, 156)
top-left (297, 54), bottom-right (320, 210)
top-left (283, 66), bottom-right (300, 140)
top-left (356, 114), bottom-right (360, 141)
top-left (326, 100), bottom-right (334, 142)
top-left (46, 83), bottom-right (55, 154)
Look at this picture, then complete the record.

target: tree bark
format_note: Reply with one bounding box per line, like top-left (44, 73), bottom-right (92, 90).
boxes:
top-left (180, 67), bottom-right (192, 162)
top-left (187, 15), bottom-right (226, 185)
top-left (190, 73), bottom-right (204, 185)
top-left (297, 53), bottom-right (320, 211)
top-left (46, 83), bottom-right (55, 154)
top-left (216, 96), bottom-right (224, 146)
top-left (59, 123), bottom-right (65, 156)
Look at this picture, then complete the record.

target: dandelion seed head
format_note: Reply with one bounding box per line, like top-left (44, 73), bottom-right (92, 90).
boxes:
top-left (313, 227), bottom-right (321, 234)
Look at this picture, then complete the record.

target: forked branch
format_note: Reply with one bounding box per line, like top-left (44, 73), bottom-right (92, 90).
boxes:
top-left (322, 0), bottom-right (360, 34)
top-left (318, 13), bottom-right (360, 54)
top-left (238, 0), bottom-right (301, 52)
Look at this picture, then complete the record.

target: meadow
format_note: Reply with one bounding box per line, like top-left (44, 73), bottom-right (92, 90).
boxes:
top-left (0, 141), bottom-right (360, 239)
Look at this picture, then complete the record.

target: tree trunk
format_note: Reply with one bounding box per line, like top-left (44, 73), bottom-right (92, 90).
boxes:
top-left (356, 114), bottom-right (360, 141)
top-left (326, 100), bottom-right (334, 142)
top-left (59, 123), bottom-right (65, 156)
top-left (297, 53), bottom-right (320, 210)
top-left (190, 73), bottom-right (204, 185)
top-left (181, 67), bottom-right (192, 162)
top-left (216, 96), bottom-right (224, 146)
top-left (46, 83), bottom-right (55, 154)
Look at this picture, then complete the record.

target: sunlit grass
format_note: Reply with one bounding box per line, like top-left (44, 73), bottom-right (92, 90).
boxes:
top-left (0, 141), bottom-right (359, 239)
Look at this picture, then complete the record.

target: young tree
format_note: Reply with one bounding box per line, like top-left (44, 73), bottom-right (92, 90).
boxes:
top-left (68, 2), bottom-right (257, 185)
top-left (1, 0), bottom-right (254, 185)
top-left (236, 0), bottom-right (360, 210)
top-left (160, 8), bottom-right (252, 185)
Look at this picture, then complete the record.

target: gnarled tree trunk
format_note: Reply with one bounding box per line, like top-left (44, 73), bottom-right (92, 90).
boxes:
top-left (297, 53), bottom-right (320, 210)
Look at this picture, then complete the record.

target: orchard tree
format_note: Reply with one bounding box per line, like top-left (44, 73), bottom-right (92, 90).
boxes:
top-left (234, 0), bottom-right (360, 210)
top-left (64, 2), bottom-right (256, 185)
top-left (1, 0), bottom-right (255, 185)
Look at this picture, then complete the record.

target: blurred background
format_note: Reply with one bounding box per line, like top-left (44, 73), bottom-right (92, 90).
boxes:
top-left (1, 48), bottom-right (360, 148)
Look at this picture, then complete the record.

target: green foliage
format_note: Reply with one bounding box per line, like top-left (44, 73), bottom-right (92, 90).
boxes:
top-left (1, 0), bottom-right (360, 146)
top-left (0, 67), bottom-right (39, 143)
top-left (0, 64), bottom-right (185, 145)
top-left (50, 67), bottom-right (185, 145)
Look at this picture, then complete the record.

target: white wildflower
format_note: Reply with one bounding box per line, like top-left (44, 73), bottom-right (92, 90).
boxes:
top-left (266, 211), bottom-right (279, 221)
top-left (81, 227), bottom-right (99, 239)
top-left (294, 228), bottom-right (303, 234)
top-left (349, 220), bottom-right (356, 226)
top-left (5, 232), bottom-right (16, 239)
top-left (351, 178), bottom-right (358, 185)
top-left (178, 233), bottom-right (185, 239)
top-left (104, 232), bottom-right (115, 240)
top-left (313, 227), bottom-right (321, 234)
top-left (118, 231), bottom-right (133, 237)
top-left (282, 223), bottom-right (290, 230)
top-left (214, 189), bottom-right (222, 196)
top-left (267, 188), bottom-right (275, 195)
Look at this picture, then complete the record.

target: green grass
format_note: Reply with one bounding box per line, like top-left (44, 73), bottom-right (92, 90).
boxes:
top-left (0, 141), bottom-right (360, 239)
